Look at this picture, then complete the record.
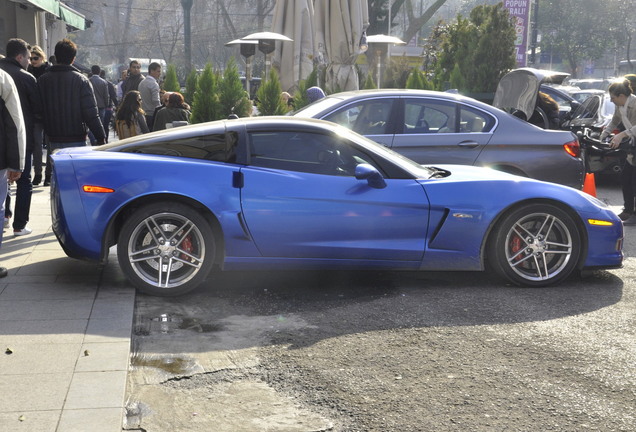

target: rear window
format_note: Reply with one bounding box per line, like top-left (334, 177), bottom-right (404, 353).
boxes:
top-left (117, 133), bottom-right (239, 163)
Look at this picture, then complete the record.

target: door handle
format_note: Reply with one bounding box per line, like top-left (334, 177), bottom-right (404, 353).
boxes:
top-left (457, 140), bottom-right (480, 148)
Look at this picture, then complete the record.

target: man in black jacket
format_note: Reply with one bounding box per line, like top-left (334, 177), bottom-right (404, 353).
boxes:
top-left (38, 39), bottom-right (105, 180)
top-left (0, 68), bottom-right (26, 277)
top-left (121, 60), bottom-right (144, 95)
top-left (0, 38), bottom-right (42, 237)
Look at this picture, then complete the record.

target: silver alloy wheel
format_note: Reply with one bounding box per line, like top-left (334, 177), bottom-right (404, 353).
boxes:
top-left (504, 211), bottom-right (573, 281)
top-left (127, 212), bottom-right (206, 288)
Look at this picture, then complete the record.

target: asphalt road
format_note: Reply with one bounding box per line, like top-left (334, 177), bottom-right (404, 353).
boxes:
top-left (123, 175), bottom-right (636, 432)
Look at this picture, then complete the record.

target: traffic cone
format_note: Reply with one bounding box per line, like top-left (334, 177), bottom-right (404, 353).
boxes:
top-left (583, 172), bottom-right (597, 197)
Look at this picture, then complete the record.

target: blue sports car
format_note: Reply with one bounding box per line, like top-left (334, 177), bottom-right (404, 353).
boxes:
top-left (51, 117), bottom-right (623, 296)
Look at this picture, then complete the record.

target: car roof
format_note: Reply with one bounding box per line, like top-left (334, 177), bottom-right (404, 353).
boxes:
top-left (97, 116), bottom-right (347, 151)
top-left (295, 88), bottom-right (498, 117)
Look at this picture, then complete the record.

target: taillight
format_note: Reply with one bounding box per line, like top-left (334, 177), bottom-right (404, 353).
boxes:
top-left (564, 138), bottom-right (581, 158)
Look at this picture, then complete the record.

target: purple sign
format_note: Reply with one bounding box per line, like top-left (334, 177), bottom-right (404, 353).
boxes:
top-left (504, 0), bottom-right (530, 67)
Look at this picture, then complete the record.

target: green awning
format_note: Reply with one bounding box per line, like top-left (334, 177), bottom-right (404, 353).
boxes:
top-left (26, 0), bottom-right (59, 16)
top-left (59, 3), bottom-right (86, 30)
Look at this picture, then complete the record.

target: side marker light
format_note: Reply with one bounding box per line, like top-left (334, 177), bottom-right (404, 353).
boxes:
top-left (587, 219), bottom-right (613, 226)
top-left (83, 185), bottom-right (114, 193)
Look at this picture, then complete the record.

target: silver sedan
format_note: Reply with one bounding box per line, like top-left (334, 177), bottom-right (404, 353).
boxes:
top-left (294, 89), bottom-right (585, 189)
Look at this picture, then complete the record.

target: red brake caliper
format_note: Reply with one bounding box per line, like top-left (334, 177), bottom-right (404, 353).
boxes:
top-left (510, 235), bottom-right (523, 262)
top-left (181, 235), bottom-right (193, 261)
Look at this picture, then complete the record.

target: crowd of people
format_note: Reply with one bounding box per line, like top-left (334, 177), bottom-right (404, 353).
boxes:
top-left (0, 37), bottom-right (193, 277)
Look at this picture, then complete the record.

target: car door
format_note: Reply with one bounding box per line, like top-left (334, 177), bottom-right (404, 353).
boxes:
top-left (390, 97), bottom-right (494, 165)
top-left (321, 97), bottom-right (398, 148)
top-left (239, 129), bottom-right (429, 261)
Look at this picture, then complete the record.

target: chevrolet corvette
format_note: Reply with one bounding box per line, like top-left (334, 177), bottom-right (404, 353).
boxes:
top-left (51, 117), bottom-right (623, 296)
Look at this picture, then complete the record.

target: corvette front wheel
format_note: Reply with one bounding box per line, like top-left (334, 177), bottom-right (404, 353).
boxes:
top-left (487, 203), bottom-right (582, 287)
top-left (117, 202), bottom-right (215, 296)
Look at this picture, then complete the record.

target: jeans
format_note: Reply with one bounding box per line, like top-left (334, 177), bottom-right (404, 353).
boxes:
top-left (12, 147), bottom-right (32, 230)
top-left (32, 123), bottom-right (44, 177)
top-left (0, 169), bottom-right (7, 248)
top-left (88, 108), bottom-right (107, 145)
top-left (104, 108), bottom-right (114, 139)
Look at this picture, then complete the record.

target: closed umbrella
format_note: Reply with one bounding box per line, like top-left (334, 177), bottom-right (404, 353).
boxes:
top-left (271, 0), bottom-right (315, 93)
top-left (314, 0), bottom-right (369, 92)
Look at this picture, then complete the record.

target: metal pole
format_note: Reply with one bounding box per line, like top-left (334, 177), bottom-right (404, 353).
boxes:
top-left (529, 0), bottom-right (539, 66)
top-left (181, 0), bottom-right (193, 74)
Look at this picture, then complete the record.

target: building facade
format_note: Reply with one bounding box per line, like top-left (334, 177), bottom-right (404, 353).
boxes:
top-left (0, 0), bottom-right (85, 57)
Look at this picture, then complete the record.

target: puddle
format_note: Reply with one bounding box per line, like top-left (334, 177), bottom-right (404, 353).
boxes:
top-left (135, 313), bottom-right (223, 335)
top-left (131, 354), bottom-right (197, 375)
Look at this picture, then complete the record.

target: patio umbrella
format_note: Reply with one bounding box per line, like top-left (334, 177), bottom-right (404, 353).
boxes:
top-left (314, 0), bottom-right (369, 92)
top-left (271, 0), bottom-right (315, 92)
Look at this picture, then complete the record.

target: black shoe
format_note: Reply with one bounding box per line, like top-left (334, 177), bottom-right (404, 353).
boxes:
top-left (43, 180), bottom-right (50, 186)
top-left (32, 174), bottom-right (42, 186)
top-left (618, 210), bottom-right (633, 221)
top-left (0, 267), bottom-right (7, 278)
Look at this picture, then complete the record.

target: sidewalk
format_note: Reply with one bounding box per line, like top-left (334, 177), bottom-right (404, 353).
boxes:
top-left (0, 183), bottom-right (134, 431)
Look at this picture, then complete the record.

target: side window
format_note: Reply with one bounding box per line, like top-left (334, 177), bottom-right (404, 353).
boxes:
top-left (323, 99), bottom-right (394, 135)
top-left (248, 131), bottom-right (384, 176)
top-left (403, 99), bottom-right (455, 134)
top-left (573, 97), bottom-right (599, 120)
top-left (119, 133), bottom-right (236, 162)
top-left (459, 106), bottom-right (495, 133)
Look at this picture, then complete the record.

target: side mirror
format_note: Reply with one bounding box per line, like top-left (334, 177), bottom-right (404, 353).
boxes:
top-left (355, 163), bottom-right (386, 189)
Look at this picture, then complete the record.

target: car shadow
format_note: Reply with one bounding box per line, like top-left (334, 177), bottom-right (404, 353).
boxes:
top-left (133, 267), bottom-right (624, 352)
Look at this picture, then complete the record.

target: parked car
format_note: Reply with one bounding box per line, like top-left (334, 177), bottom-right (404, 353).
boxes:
top-left (570, 89), bottom-right (606, 103)
top-left (50, 117), bottom-right (623, 296)
top-left (294, 89), bottom-right (584, 189)
top-left (563, 92), bottom-right (622, 175)
top-left (567, 78), bottom-right (613, 91)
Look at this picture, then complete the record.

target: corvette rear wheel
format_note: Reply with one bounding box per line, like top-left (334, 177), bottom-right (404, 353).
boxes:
top-left (117, 202), bottom-right (215, 296)
top-left (487, 203), bottom-right (582, 287)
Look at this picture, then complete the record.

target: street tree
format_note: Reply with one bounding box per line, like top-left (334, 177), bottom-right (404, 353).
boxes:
top-left (163, 64), bottom-right (181, 92)
top-left (537, 0), bottom-right (610, 77)
top-left (256, 69), bottom-right (288, 116)
top-left (191, 63), bottom-right (220, 123)
top-left (435, 4), bottom-right (515, 93)
top-left (219, 57), bottom-right (252, 118)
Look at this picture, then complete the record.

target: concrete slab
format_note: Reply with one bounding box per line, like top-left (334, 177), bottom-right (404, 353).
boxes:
top-left (0, 319), bottom-right (88, 344)
top-left (75, 341), bottom-right (130, 372)
top-left (0, 411), bottom-right (60, 432)
top-left (0, 299), bottom-right (96, 321)
top-left (57, 408), bottom-right (125, 432)
top-left (0, 373), bottom-right (72, 411)
top-left (64, 371), bottom-right (128, 409)
top-left (0, 343), bottom-right (82, 374)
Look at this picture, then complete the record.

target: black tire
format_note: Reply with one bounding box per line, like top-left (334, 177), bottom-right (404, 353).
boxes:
top-left (117, 202), bottom-right (216, 296)
top-left (487, 203), bottom-right (582, 287)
